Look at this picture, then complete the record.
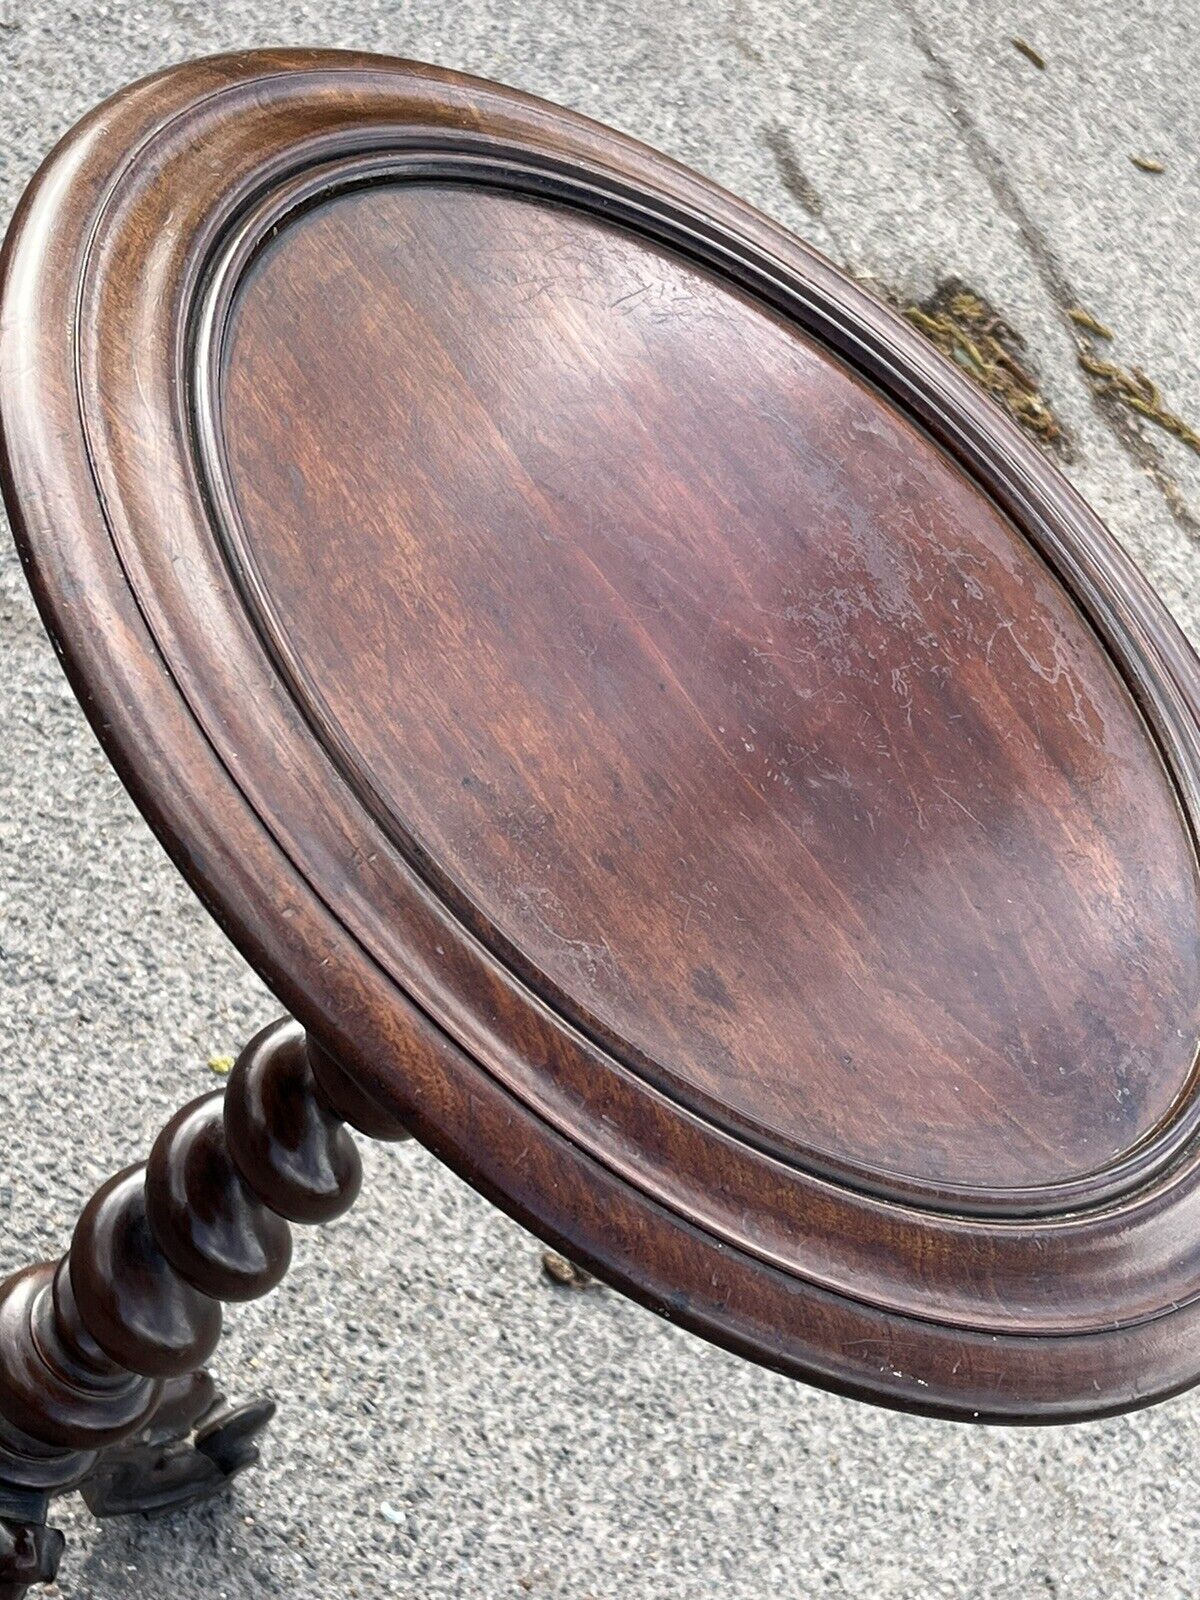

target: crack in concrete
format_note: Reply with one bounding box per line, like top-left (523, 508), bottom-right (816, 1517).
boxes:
top-left (899, 1), bottom-right (1199, 538)
top-left (764, 124), bottom-right (825, 219)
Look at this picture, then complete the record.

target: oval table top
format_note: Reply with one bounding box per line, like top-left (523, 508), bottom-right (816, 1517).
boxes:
top-left (4, 49), bottom-right (1200, 1423)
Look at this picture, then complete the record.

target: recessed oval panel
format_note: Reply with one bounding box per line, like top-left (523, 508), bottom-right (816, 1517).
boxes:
top-left (215, 181), bottom-right (1200, 1194)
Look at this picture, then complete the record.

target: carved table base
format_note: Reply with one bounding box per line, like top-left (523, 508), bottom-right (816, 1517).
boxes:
top-left (0, 1018), bottom-right (409, 1597)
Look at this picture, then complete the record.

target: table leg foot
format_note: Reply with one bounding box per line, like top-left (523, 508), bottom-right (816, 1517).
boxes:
top-left (0, 1514), bottom-right (63, 1600)
top-left (78, 1372), bottom-right (275, 1519)
top-left (0, 1017), bottom-right (409, 1592)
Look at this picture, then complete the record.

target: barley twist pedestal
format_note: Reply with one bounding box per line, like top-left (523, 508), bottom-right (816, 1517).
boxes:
top-left (3, 49), bottom-right (1200, 1596)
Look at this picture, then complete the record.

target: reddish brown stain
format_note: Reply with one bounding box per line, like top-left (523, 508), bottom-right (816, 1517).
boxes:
top-left (9, 48), bottom-right (1200, 1426)
top-left (220, 183), bottom-right (1200, 1191)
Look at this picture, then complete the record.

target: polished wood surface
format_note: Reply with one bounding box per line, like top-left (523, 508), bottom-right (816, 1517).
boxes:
top-left (4, 50), bottom-right (1200, 1424)
top-left (0, 1024), bottom-right (409, 1510)
top-left (223, 182), bottom-right (1197, 1194)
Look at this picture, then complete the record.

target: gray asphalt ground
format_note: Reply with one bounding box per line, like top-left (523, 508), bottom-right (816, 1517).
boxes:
top-left (1, 3), bottom-right (1198, 1596)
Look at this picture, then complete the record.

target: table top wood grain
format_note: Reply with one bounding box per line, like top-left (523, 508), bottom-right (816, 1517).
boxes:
top-left (4, 48), bottom-right (1200, 1423)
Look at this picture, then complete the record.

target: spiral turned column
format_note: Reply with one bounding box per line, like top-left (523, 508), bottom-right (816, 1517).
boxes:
top-left (0, 1018), bottom-right (409, 1596)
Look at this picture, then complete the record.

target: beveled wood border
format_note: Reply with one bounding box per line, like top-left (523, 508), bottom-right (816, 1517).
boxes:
top-left (5, 50), bottom-right (1200, 1421)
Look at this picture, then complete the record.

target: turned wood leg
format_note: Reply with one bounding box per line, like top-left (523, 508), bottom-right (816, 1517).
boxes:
top-left (0, 1018), bottom-right (409, 1597)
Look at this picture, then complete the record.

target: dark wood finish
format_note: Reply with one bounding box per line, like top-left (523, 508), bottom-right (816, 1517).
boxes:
top-left (220, 181), bottom-right (1197, 1195)
top-left (0, 1521), bottom-right (62, 1600)
top-left (0, 1017), bottom-right (404, 1456)
top-left (3, 49), bottom-right (1200, 1447)
top-left (0, 1018), bottom-right (408, 1594)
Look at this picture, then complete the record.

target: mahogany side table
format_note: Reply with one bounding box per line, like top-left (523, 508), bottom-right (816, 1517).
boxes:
top-left (2, 48), bottom-right (1200, 1596)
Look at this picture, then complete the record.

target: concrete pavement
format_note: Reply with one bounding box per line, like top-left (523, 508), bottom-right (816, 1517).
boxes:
top-left (1, 3), bottom-right (1197, 1595)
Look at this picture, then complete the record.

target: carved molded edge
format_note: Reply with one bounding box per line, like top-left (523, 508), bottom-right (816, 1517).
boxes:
top-left (6, 53), bottom-right (1200, 1417)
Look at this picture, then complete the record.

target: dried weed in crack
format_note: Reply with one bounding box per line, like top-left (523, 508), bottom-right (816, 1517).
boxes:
top-left (1010, 37), bottom-right (1046, 70)
top-left (1071, 319), bottom-right (1200, 455)
top-left (900, 0), bottom-right (1196, 532)
top-left (1067, 307), bottom-right (1114, 340)
top-left (901, 278), bottom-right (1066, 450)
top-left (541, 1250), bottom-right (599, 1290)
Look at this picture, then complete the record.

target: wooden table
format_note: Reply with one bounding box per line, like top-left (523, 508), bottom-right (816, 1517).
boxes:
top-left (2, 48), bottom-right (1199, 1595)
